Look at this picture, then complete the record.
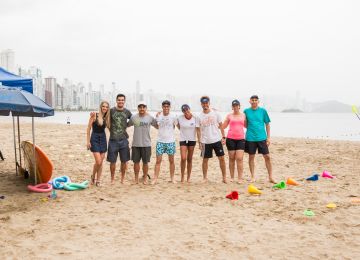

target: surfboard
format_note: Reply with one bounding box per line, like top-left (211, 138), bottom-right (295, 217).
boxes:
top-left (21, 141), bottom-right (53, 183)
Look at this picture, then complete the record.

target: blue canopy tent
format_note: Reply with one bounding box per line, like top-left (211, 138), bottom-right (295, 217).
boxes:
top-left (0, 67), bottom-right (33, 93)
top-left (0, 87), bottom-right (54, 184)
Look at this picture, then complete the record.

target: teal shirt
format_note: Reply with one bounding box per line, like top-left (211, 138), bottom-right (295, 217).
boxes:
top-left (244, 107), bottom-right (270, 141)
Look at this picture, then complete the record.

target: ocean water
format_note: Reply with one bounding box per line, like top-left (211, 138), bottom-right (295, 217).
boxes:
top-left (2, 111), bottom-right (360, 141)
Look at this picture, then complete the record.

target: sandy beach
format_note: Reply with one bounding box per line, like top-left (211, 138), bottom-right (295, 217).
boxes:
top-left (0, 122), bottom-right (359, 259)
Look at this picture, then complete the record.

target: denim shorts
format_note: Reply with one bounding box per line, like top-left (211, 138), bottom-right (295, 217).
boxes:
top-left (107, 139), bottom-right (130, 163)
top-left (156, 142), bottom-right (176, 156)
top-left (90, 132), bottom-right (107, 153)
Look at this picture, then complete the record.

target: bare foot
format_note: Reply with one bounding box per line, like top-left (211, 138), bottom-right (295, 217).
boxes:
top-left (186, 180), bottom-right (191, 184)
top-left (237, 179), bottom-right (243, 184)
top-left (269, 177), bottom-right (276, 184)
top-left (111, 179), bottom-right (115, 185)
top-left (222, 179), bottom-right (228, 184)
top-left (230, 178), bottom-right (234, 183)
top-left (202, 178), bottom-right (208, 183)
top-left (169, 180), bottom-right (177, 184)
top-left (250, 177), bottom-right (256, 183)
top-left (151, 180), bottom-right (157, 185)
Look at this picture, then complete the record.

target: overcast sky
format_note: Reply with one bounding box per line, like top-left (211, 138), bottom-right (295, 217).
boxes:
top-left (1, 0), bottom-right (359, 104)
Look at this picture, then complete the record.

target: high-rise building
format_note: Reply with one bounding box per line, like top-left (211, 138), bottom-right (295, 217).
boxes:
top-left (78, 83), bottom-right (86, 110)
top-left (99, 84), bottom-right (105, 100)
top-left (28, 66), bottom-right (43, 99)
top-left (56, 84), bottom-right (64, 109)
top-left (0, 49), bottom-right (15, 73)
top-left (135, 80), bottom-right (141, 105)
top-left (44, 77), bottom-right (56, 107)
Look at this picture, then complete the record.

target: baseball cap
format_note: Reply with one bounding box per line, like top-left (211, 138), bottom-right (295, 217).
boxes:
top-left (200, 96), bottom-right (210, 103)
top-left (162, 100), bottom-right (171, 106)
top-left (137, 101), bottom-right (147, 107)
top-left (181, 104), bottom-right (190, 112)
top-left (232, 99), bottom-right (240, 106)
top-left (250, 95), bottom-right (259, 100)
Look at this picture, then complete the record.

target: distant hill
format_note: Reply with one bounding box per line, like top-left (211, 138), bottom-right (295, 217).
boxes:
top-left (282, 108), bottom-right (303, 113)
top-left (310, 100), bottom-right (354, 113)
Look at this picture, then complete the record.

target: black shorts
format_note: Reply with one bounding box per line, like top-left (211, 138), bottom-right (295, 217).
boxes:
top-left (201, 141), bottom-right (225, 158)
top-left (107, 139), bottom-right (130, 163)
top-left (245, 140), bottom-right (269, 155)
top-left (131, 147), bottom-right (151, 164)
top-left (226, 138), bottom-right (245, 151)
top-left (179, 141), bottom-right (196, 147)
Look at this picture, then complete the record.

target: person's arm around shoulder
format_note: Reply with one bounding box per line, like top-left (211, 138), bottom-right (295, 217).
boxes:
top-left (86, 114), bottom-right (95, 150)
top-left (127, 115), bottom-right (134, 127)
top-left (151, 115), bottom-right (159, 129)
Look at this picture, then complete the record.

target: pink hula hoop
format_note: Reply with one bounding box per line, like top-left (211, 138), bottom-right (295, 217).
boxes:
top-left (27, 183), bottom-right (53, 193)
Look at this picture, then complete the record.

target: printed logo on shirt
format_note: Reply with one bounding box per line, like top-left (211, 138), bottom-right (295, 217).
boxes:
top-left (200, 116), bottom-right (217, 127)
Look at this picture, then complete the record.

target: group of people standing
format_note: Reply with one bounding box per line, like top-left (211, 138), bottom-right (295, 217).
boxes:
top-left (86, 94), bottom-right (275, 186)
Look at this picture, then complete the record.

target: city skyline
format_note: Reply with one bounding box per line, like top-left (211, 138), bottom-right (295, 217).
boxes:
top-left (0, 49), bottom-right (358, 113)
top-left (1, 0), bottom-right (359, 105)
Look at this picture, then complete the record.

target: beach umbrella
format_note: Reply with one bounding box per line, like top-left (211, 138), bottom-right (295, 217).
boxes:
top-left (0, 87), bottom-right (54, 184)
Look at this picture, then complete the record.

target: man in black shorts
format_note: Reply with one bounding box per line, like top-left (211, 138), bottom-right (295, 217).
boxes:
top-left (107, 94), bottom-right (132, 184)
top-left (243, 95), bottom-right (275, 183)
top-left (127, 101), bottom-right (158, 184)
top-left (197, 96), bottom-right (227, 183)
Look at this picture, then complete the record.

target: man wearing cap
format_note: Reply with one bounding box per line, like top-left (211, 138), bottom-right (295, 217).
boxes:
top-left (152, 100), bottom-right (178, 184)
top-left (128, 101), bottom-right (158, 184)
top-left (197, 96), bottom-right (227, 183)
top-left (244, 95), bottom-right (275, 183)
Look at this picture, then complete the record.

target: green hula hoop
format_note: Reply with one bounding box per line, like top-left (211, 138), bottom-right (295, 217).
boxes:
top-left (64, 181), bottom-right (89, 191)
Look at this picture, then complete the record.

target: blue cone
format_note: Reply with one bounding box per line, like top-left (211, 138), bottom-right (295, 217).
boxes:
top-left (306, 174), bottom-right (319, 181)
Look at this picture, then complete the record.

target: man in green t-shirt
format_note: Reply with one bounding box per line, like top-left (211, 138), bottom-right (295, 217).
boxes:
top-left (244, 95), bottom-right (275, 183)
top-left (107, 94), bottom-right (132, 184)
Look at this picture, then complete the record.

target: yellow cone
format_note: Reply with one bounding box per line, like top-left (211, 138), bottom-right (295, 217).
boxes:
top-left (326, 203), bottom-right (337, 209)
top-left (248, 184), bottom-right (262, 195)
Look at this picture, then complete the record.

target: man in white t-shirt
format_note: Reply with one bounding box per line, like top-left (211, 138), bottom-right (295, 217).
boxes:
top-left (152, 100), bottom-right (178, 184)
top-left (196, 96), bottom-right (227, 183)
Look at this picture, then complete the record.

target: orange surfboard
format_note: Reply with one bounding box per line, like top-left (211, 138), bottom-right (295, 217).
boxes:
top-left (21, 141), bottom-right (53, 183)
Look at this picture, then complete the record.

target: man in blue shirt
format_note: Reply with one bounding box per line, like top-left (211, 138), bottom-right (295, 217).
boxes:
top-left (244, 95), bottom-right (275, 183)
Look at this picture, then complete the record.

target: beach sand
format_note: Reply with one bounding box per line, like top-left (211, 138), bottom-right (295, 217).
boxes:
top-left (0, 122), bottom-right (359, 259)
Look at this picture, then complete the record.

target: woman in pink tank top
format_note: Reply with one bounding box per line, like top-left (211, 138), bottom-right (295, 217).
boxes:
top-left (222, 99), bottom-right (246, 183)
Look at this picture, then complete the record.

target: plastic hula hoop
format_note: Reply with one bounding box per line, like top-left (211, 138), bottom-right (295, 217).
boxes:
top-left (27, 183), bottom-right (53, 193)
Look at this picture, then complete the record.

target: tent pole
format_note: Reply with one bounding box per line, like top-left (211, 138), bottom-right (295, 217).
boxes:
top-left (12, 116), bottom-right (18, 175)
top-left (17, 116), bottom-right (22, 168)
top-left (32, 117), bottom-right (37, 184)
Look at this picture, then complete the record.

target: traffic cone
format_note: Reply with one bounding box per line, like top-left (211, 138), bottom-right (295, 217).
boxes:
top-left (322, 171), bottom-right (334, 179)
top-left (248, 184), bottom-right (262, 195)
top-left (306, 174), bottom-right (319, 181)
top-left (286, 178), bottom-right (299, 186)
top-left (272, 181), bottom-right (286, 189)
top-left (226, 191), bottom-right (239, 200)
